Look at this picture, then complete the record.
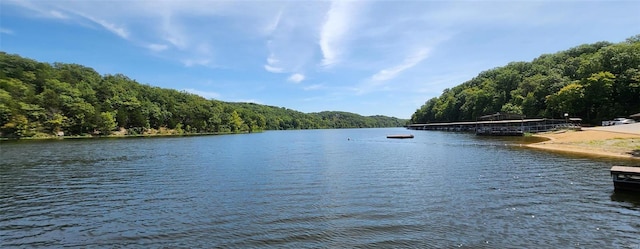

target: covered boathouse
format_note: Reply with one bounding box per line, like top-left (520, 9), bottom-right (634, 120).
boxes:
top-left (407, 113), bottom-right (581, 136)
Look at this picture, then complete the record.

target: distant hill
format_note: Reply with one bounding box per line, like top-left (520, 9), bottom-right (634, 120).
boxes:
top-left (0, 52), bottom-right (407, 138)
top-left (411, 35), bottom-right (640, 125)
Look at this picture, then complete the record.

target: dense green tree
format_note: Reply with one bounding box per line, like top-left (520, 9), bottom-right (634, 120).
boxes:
top-left (412, 35), bottom-right (640, 125)
top-left (546, 83), bottom-right (585, 118)
top-left (229, 110), bottom-right (244, 132)
top-left (97, 112), bottom-right (117, 135)
top-left (581, 72), bottom-right (615, 121)
top-left (45, 113), bottom-right (66, 133)
top-left (1, 114), bottom-right (29, 137)
top-left (0, 51), bottom-right (407, 138)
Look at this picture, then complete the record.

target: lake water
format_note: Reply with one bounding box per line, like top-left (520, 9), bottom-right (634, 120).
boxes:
top-left (1, 128), bottom-right (639, 248)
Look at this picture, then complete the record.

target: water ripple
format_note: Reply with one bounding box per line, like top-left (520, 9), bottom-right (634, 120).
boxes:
top-left (1, 129), bottom-right (639, 248)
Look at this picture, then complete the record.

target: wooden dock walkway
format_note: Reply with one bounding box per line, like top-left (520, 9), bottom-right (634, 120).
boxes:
top-left (407, 118), bottom-right (578, 136)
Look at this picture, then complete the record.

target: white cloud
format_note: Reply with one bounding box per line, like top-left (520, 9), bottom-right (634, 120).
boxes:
top-left (4, 0), bottom-right (69, 19)
top-left (267, 54), bottom-right (279, 65)
top-left (304, 84), bottom-right (324, 91)
top-left (371, 48), bottom-right (431, 82)
top-left (319, 1), bottom-right (359, 67)
top-left (147, 43), bottom-right (169, 52)
top-left (235, 99), bottom-right (262, 104)
top-left (264, 53), bottom-right (284, 73)
top-left (182, 88), bottom-right (220, 99)
top-left (52, 7), bottom-right (131, 39)
top-left (287, 73), bottom-right (305, 83)
top-left (10, 1), bottom-right (139, 43)
top-left (96, 20), bottom-right (129, 39)
top-left (263, 8), bottom-right (283, 35)
top-left (5, 0), bottom-right (639, 119)
top-left (49, 10), bottom-right (68, 19)
top-left (7, 0), bottom-right (328, 71)
top-left (0, 28), bottom-right (14, 35)
top-left (265, 65), bottom-right (284, 73)
top-left (159, 14), bottom-right (189, 50)
top-left (181, 58), bottom-right (213, 68)
top-left (262, 4), bottom-right (326, 74)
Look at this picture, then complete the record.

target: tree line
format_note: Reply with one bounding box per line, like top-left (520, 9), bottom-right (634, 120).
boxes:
top-left (0, 52), bottom-right (407, 138)
top-left (411, 35), bottom-right (640, 125)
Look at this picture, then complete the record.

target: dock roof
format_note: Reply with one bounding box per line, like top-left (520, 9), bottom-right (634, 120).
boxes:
top-left (407, 118), bottom-right (550, 127)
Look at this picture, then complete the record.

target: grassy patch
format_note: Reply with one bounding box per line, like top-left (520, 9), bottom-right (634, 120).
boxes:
top-left (573, 138), bottom-right (640, 153)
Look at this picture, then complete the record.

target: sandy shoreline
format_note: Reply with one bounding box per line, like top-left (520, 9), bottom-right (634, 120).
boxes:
top-left (526, 124), bottom-right (640, 160)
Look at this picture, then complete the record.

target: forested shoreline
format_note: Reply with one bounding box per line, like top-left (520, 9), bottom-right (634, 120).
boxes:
top-left (4, 35), bottom-right (638, 139)
top-left (0, 52), bottom-right (407, 139)
top-left (411, 35), bottom-right (640, 125)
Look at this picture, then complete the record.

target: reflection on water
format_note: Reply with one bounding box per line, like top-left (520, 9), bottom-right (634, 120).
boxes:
top-left (1, 128), bottom-right (639, 248)
top-left (611, 191), bottom-right (640, 206)
top-left (476, 134), bottom-right (550, 145)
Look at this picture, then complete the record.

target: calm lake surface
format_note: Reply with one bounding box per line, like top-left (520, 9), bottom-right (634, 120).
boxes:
top-left (1, 128), bottom-right (639, 248)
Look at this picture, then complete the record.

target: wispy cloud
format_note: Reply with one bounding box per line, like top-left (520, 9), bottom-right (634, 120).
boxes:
top-left (4, 0), bottom-right (638, 119)
top-left (85, 16), bottom-right (129, 39)
top-left (20, 1), bottom-right (130, 40)
top-left (147, 43), bottom-right (169, 52)
top-left (261, 3), bottom-right (326, 75)
top-left (304, 84), bottom-right (324, 91)
top-left (5, 0), bottom-right (69, 19)
top-left (48, 10), bottom-right (68, 19)
top-left (371, 48), bottom-right (431, 82)
top-left (264, 65), bottom-right (284, 73)
top-left (263, 8), bottom-right (283, 35)
top-left (266, 54), bottom-right (278, 65)
top-left (181, 58), bottom-right (214, 68)
top-left (0, 28), bottom-right (14, 35)
top-left (319, 1), bottom-right (360, 68)
top-left (7, 0), bottom-right (135, 41)
top-left (261, 10), bottom-right (284, 73)
top-left (183, 88), bottom-right (220, 99)
top-left (159, 14), bottom-right (189, 50)
top-left (235, 99), bottom-right (263, 104)
top-left (264, 53), bottom-right (284, 73)
top-left (287, 73), bottom-right (305, 83)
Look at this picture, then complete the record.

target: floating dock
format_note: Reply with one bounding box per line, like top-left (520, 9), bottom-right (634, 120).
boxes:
top-left (611, 166), bottom-right (640, 192)
top-left (387, 134), bottom-right (414, 139)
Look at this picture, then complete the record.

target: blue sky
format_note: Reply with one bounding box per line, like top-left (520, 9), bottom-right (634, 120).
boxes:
top-left (1, 1), bottom-right (639, 119)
